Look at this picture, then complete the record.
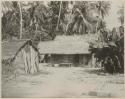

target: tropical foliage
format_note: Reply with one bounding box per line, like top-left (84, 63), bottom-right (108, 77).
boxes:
top-left (95, 1), bottom-right (111, 19)
top-left (90, 5), bottom-right (124, 73)
top-left (89, 24), bottom-right (124, 73)
top-left (2, 1), bottom-right (111, 40)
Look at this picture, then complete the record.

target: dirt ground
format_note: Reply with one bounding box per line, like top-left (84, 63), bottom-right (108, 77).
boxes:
top-left (2, 66), bottom-right (124, 98)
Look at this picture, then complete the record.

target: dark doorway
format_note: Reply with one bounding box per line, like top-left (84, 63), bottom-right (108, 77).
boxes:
top-left (74, 54), bottom-right (79, 66)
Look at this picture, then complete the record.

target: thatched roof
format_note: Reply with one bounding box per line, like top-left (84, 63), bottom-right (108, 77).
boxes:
top-left (2, 40), bottom-right (38, 60)
top-left (2, 40), bottom-right (26, 59)
top-left (38, 35), bottom-right (98, 54)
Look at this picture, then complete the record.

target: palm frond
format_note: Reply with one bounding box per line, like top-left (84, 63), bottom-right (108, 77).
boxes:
top-left (2, 1), bottom-right (14, 14)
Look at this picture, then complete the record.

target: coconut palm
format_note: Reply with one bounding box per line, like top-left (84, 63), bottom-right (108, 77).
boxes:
top-left (26, 1), bottom-right (57, 41)
top-left (66, 1), bottom-right (93, 35)
top-left (95, 1), bottom-right (111, 19)
top-left (64, 1), bottom-right (74, 34)
top-left (2, 1), bottom-right (19, 40)
top-left (56, 1), bottom-right (62, 31)
top-left (1, 1), bottom-right (14, 15)
top-left (49, 1), bottom-right (68, 33)
top-left (8, 1), bottom-right (23, 39)
top-left (18, 2), bottom-right (23, 39)
top-left (117, 6), bottom-right (124, 26)
top-left (2, 1), bottom-right (25, 39)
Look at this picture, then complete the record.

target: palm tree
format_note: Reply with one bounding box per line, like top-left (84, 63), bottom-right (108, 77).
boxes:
top-left (66, 1), bottom-right (93, 35)
top-left (2, 1), bottom-right (19, 40)
top-left (8, 1), bottom-right (23, 39)
top-left (117, 6), bottom-right (124, 26)
top-left (95, 1), bottom-right (110, 19)
top-left (27, 1), bottom-right (55, 40)
top-left (1, 1), bottom-right (14, 15)
top-left (95, 1), bottom-right (111, 19)
top-left (93, 1), bottom-right (110, 33)
top-left (49, 1), bottom-right (69, 34)
top-left (56, 1), bottom-right (62, 31)
top-left (64, 1), bottom-right (75, 35)
top-left (2, 1), bottom-right (24, 39)
top-left (18, 2), bottom-right (23, 39)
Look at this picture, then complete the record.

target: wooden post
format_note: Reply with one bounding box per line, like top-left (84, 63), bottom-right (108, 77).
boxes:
top-left (91, 53), bottom-right (96, 68)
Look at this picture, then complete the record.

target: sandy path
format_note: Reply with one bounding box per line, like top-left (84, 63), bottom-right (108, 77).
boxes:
top-left (2, 67), bottom-right (124, 98)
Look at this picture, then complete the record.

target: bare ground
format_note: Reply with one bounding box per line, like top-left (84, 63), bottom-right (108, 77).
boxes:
top-left (2, 66), bottom-right (124, 98)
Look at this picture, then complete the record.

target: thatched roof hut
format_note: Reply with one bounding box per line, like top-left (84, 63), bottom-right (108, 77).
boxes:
top-left (38, 35), bottom-right (98, 54)
top-left (2, 40), bottom-right (40, 74)
top-left (38, 37), bottom-right (89, 54)
top-left (38, 35), bottom-right (96, 66)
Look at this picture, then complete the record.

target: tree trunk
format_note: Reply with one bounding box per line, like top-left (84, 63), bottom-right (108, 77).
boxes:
top-left (56, 1), bottom-right (62, 31)
top-left (65, 2), bottom-right (74, 35)
top-left (18, 2), bottom-right (23, 39)
top-left (33, 22), bottom-right (38, 40)
top-left (65, 13), bottom-right (72, 35)
top-left (76, 8), bottom-right (92, 33)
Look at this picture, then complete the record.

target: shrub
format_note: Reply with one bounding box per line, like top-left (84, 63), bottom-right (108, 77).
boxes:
top-left (2, 58), bottom-right (15, 75)
top-left (89, 26), bottom-right (124, 74)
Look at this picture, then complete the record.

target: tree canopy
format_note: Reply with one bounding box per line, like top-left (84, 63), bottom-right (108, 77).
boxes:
top-left (2, 1), bottom-right (113, 41)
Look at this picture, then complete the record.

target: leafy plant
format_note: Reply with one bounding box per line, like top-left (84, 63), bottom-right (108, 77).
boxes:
top-left (89, 26), bottom-right (124, 73)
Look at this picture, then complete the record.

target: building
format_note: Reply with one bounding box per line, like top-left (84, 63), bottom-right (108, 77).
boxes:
top-left (38, 35), bottom-right (96, 66)
top-left (2, 40), bottom-right (39, 74)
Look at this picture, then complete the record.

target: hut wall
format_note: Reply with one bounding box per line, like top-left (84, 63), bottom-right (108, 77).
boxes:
top-left (79, 54), bottom-right (91, 66)
top-left (12, 51), bottom-right (26, 74)
top-left (46, 54), bottom-right (91, 66)
top-left (49, 54), bottom-right (74, 64)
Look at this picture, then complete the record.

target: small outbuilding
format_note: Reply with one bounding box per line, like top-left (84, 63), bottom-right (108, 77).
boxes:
top-left (2, 40), bottom-right (40, 74)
